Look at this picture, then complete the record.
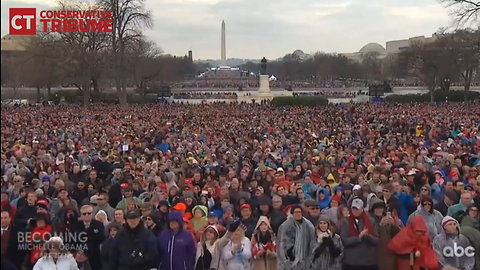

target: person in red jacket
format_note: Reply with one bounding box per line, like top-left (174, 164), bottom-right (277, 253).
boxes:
top-left (388, 215), bottom-right (439, 270)
top-left (28, 212), bottom-right (54, 268)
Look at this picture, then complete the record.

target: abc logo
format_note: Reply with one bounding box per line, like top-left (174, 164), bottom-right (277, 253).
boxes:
top-left (9, 8), bottom-right (36, 35)
top-left (443, 243), bottom-right (475, 257)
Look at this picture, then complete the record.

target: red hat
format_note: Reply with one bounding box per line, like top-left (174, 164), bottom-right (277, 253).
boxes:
top-left (240, 203), bottom-right (251, 210)
top-left (172, 202), bottom-right (187, 211)
top-left (449, 170), bottom-right (458, 178)
top-left (120, 183), bottom-right (130, 189)
top-left (36, 199), bottom-right (49, 207)
top-left (331, 195), bottom-right (341, 203)
top-left (184, 178), bottom-right (192, 185)
top-left (159, 184), bottom-right (167, 190)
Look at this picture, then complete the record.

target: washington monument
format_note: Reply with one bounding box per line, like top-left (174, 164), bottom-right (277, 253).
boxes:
top-left (221, 20), bottom-right (226, 65)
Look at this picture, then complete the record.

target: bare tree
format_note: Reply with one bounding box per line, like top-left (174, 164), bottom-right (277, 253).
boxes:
top-left (102, 0), bottom-right (152, 105)
top-left (52, 0), bottom-right (109, 105)
top-left (452, 29), bottom-right (480, 93)
top-left (127, 38), bottom-right (162, 101)
top-left (441, 0), bottom-right (480, 26)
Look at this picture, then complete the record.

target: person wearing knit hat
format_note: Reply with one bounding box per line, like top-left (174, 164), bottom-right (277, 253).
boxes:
top-left (433, 216), bottom-right (475, 270)
top-left (311, 215), bottom-right (343, 270)
top-left (304, 199), bottom-right (321, 227)
top-left (33, 236), bottom-right (77, 269)
top-left (407, 196), bottom-right (443, 241)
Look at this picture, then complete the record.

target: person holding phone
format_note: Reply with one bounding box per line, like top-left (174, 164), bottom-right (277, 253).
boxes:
top-left (368, 197), bottom-right (402, 270)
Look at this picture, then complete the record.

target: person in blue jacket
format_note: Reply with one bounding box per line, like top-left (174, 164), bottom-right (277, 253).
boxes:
top-left (158, 210), bottom-right (196, 270)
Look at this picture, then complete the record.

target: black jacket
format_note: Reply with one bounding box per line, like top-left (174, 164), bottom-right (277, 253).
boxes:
top-left (71, 220), bottom-right (105, 270)
top-left (14, 204), bottom-right (37, 228)
top-left (2, 225), bottom-right (25, 269)
top-left (110, 223), bottom-right (159, 270)
top-left (434, 201), bottom-right (449, 216)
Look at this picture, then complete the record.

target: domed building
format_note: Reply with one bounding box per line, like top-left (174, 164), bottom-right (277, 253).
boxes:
top-left (341, 42), bottom-right (388, 62)
top-left (359, 43), bottom-right (387, 56)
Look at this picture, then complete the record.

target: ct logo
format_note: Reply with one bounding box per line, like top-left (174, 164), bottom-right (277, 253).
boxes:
top-left (9, 8), bottom-right (36, 35)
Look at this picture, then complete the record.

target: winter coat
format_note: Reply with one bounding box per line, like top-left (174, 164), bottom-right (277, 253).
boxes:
top-left (269, 209), bottom-right (286, 234)
top-left (371, 215), bottom-right (401, 270)
top-left (70, 220), bottom-right (105, 270)
top-left (194, 225), bottom-right (231, 270)
top-left (191, 205), bottom-right (208, 232)
top-left (240, 216), bottom-right (257, 239)
top-left (277, 217), bottom-right (316, 270)
top-left (339, 213), bottom-right (378, 267)
top-left (316, 187), bottom-right (331, 210)
top-left (33, 254), bottom-right (79, 270)
top-left (461, 216), bottom-right (480, 270)
top-left (407, 207), bottom-right (443, 241)
top-left (221, 236), bottom-right (252, 270)
top-left (447, 201), bottom-right (470, 218)
top-left (393, 192), bottom-right (414, 225)
top-left (158, 211), bottom-right (196, 270)
top-left (433, 216), bottom-right (475, 270)
top-left (310, 233), bottom-right (343, 270)
top-left (388, 215), bottom-right (439, 270)
top-left (110, 222), bottom-right (158, 270)
top-left (251, 216), bottom-right (277, 270)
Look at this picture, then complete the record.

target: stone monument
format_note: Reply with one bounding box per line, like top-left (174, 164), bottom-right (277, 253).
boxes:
top-left (256, 57), bottom-right (273, 99)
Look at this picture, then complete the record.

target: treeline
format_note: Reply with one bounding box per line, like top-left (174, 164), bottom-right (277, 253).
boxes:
top-left (0, 0), bottom-right (198, 105)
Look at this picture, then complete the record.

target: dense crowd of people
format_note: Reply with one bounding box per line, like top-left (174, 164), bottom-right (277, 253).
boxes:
top-left (1, 102), bottom-right (479, 270)
top-left (292, 91), bottom-right (369, 98)
top-left (173, 92), bottom-right (238, 100)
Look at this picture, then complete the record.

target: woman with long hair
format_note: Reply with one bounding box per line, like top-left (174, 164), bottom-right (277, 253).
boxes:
top-left (33, 237), bottom-right (78, 270)
top-left (251, 216), bottom-right (277, 270)
top-left (310, 216), bottom-right (342, 270)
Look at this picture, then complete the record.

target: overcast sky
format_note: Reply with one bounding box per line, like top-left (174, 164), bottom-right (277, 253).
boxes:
top-left (2, 0), bottom-right (453, 59)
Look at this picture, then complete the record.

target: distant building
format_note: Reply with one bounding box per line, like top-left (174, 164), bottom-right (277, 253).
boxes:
top-left (386, 35), bottom-right (438, 54)
top-left (341, 43), bottom-right (387, 62)
top-left (342, 35), bottom-right (438, 62)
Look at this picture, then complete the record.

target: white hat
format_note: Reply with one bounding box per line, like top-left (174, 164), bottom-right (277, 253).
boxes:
top-left (277, 167), bottom-right (284, 172)
top-left (351, 198), bottom-right (364, 209)
top-left (353, 184), bottom-right (361, 191)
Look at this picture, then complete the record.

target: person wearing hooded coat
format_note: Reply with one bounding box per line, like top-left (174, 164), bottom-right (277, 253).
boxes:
top-left (191, 205), bottom-right (209, 232)
top-left (194, 225), bottom-right (231, 270)
top-left (316, 187), bottom-right (331, 210)
top-left (158, 210), bottom-right (196, 270)
top-left (310, 215), bottom-right (343, 270)
top-left (407, 196), bottom-right (443, 241)
top-left (433, 216), bottom-right (475, 270)
top-left (388, 215), bottom-right (439, 270)
top-left (460, 205), bottom-right (480, 269)
top-left (251, 216), bottom-right (277, 270)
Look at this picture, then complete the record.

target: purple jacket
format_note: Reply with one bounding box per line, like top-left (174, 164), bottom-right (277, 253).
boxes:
top-left (158, 211), bottom-right (196, 270)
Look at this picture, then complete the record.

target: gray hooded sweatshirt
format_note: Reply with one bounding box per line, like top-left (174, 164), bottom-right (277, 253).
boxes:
top-left (433, 216), bottom-right (475, 270)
